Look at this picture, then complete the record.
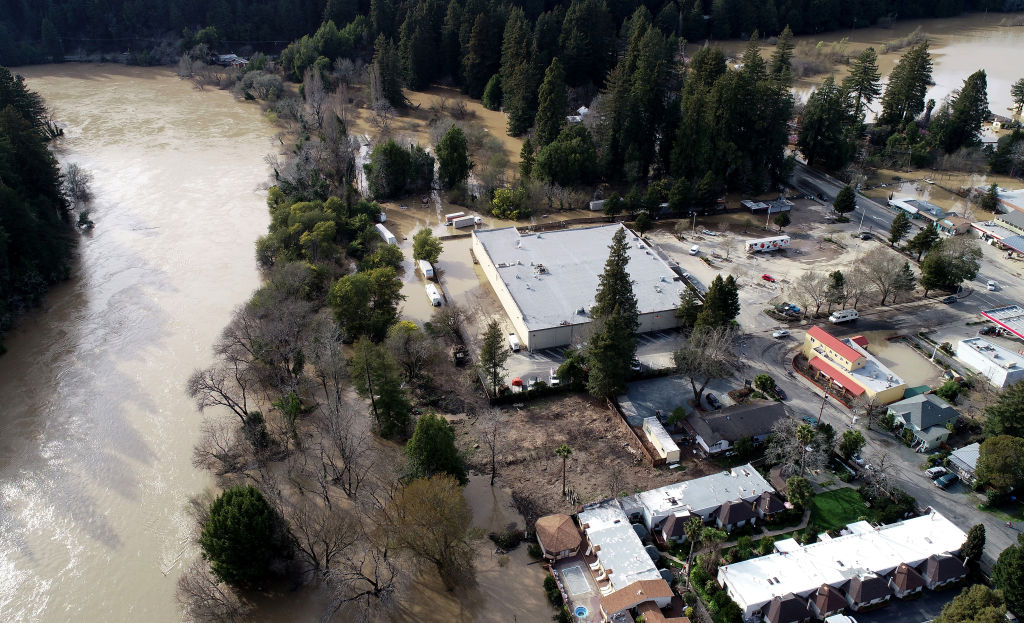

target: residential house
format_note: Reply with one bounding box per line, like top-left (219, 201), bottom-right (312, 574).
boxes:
top-left (844, 574), bottom-right (891, 611)
top-left (684, 401), bottom-right (787, 455)
top-left (808, 584), bottom-right (847, 619)
top-left (889, 562), bottom-right (926, 598)
top-left (956, 337), bottom-right (1024, 388)
top-left (948, 443), bottom-right (980, 486)
top-left (660, 512), bottom-right (695, 545)
top-left (600, 579), bottom-right (675, 621)
top-left (756, 491), bottom-right (788, 521)
top-left (638, 464), bottom-right (775, 535)
top-left (921, 554), bottom-right (967, 589)
top-left (716, 499), bottom-right (757, 532)
top-left (643, 417), bottom-right (681, 463)
top-left (763, 593), bottom-right (811, 623)
top-left (535, 513), bottom-right (582, 560)
top-left (888, 394), bottom-right (959, 451)
top-left (803, 327), bottom-right (907, 404)
top-left (635, 599), bottom-right (693, 623)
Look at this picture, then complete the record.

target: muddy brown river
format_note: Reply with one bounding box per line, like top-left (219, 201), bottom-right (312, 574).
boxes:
top-left (0, 64), bottom-right (274, 621)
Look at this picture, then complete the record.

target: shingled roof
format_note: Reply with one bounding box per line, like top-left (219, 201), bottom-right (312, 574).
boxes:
top-left (601, 579), bottom-right (674, 616)
top-left (535, 514), bottom-right (581, 554)
top-left (661, 513), bottom-right (693, 540)
top-left (846, 574), bottom-right (891, 604)
top-left (686, 401), bottom-right (787, 445)
top-left (811, 583), bottom-right (846, 615)
top-left (717, 500), bottom-right (756, 526)
top-left (757, 491), bottom-right (787, 515)
top-left (764, 593), bottom-right (809, 623)
top-left (890, 562), bottom-right (926, 593)
top-left (923, 554), bottom-right (966, 583)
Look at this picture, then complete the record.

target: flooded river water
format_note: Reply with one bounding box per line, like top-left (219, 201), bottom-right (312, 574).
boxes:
top-left (0, 64), bottom-right (274, 621)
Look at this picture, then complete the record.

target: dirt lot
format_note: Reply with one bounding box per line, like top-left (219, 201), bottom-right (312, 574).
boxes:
top-left (451, 394), bottom-right (719, 517)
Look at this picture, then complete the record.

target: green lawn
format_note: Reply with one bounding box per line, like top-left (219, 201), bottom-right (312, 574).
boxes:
top-left (810, 488), bottom-right (871, 533)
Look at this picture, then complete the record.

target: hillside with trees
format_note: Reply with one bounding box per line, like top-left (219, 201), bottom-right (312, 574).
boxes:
top-left (0, 67), bottom-right (75, 354)
top-left (0, 0), bottom-right (1014, 67)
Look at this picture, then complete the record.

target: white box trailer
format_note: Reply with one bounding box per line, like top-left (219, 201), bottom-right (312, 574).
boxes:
top-left (375, 223), bottom-right (397, 245)
top-left (425, 284), bottom-right (443, 306)
top-left (444, 211), bottom-right (465, 223)
top-left (745, 235), bottom-right (790, 253)
top-left (418, 259), bottom-right (435, 279)
top-left (452, 215), bottom-right (478, 228)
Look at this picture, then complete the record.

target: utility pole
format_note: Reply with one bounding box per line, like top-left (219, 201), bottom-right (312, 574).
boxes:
top-left (817, 378), bottom-right (834, 426)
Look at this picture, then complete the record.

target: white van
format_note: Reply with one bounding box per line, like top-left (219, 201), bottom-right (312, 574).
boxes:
top-left (508, 333), bottom-right (521, 352)
top-left (829, 309), bottom-right (859, 324)
top-left (689, 245), bottom-right (700, 255)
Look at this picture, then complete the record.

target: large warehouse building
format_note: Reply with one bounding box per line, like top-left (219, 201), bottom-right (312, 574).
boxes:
top-left (472, 225), bottom-right (683, 350)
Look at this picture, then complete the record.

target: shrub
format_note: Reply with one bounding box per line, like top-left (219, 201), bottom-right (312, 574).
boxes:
top-left (527, 543), bottom-right (543, 559)
top-left (488, 526), bottom-right (525, 550)
top-left (544, 574), bottom-right (563, 608)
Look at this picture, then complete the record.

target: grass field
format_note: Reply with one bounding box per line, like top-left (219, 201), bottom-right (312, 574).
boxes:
top-left (810, 488), bottom-right (871, 533)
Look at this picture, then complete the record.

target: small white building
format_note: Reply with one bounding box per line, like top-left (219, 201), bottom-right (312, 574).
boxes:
top-left (948, 442), bottom-right (980, 485)
top-left (642, 417), bottom-right (680, 463)
top-left (956, 337), bottom-right (1024, 388)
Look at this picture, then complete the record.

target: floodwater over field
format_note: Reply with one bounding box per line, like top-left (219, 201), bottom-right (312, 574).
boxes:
top-left (720, 13), bottom-right (1024, 115)
top-left (0, 64), bottom-right (275, 621)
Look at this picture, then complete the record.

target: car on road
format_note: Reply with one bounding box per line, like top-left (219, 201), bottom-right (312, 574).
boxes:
top-left (935, 473), bottom-right (959, 489)
top-left (630, 358), bottom-right (643, 372)
top-left (772, 329), bottom-right (790, 338)
top-left (860, 232), bottom-right (872, 240)
top-left (549, 368), bottom-right (560, 387)
top-left (980, 326), bottom-right (996, 335)
top-left (988, 280), bottom-right (999, 291)
top-left (773, 387), bottom-right (787, 400)
top-left (762, 274), bottom-right (776, 282)
top-left (926, 466), bottom-right (948, 479)
top-left (706, 393), bottom-right (722, 409)
top-left (941, 295), bottom-right (957, 304)
top-left (801, 416), bottom-right (817, 425)
top-left (851, 453), bottom-right (865, 466)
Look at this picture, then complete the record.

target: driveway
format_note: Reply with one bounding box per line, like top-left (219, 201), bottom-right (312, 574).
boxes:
top-left (852, 588), bottom-right (960, 623)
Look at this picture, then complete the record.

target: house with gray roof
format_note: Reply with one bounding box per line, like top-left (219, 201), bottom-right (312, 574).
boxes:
top-left (763, 593), bottom-right (811, 623)
top-left (716, 499), bottom-right (757, 532)
top-left (948, 442), bottom-right (980, 485)
top-left (685, 401), bottom-right (787, 455)
top-left (888, 394), bottom-right (959, 451)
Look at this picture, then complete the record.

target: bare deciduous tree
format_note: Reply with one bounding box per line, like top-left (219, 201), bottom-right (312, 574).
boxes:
top-left (176, 560), bottom-right (251, 623)
top-left (326, 538), bottom-right (405, 623)
top-left (432, 304), bottom-right (467, 343)
top-left (860, 247), bottom-right (905, 305)
top-left (845, 264), bottom-right (871, 308)
top-left (192, 417), bottom-right (247, 476)
top-left (477, 409), bottom-right (503, 486)
top-left (186, 361), bottom-right (256, 426)
top-left (385, 322), bottom-right (441, 383)
top-left (766, 418), bottom-right (829, 478)
top-left (303, 67), bottom-right (328, 131)
top-left (62, 163), bottom-right (93, 208)
top-left (371, 100), bottom-right (395, 134)
top-left (307, 316), bottom-right (347, 403)
top-left (288, 498), bottom-right (358, 580)
top-left (672, 326), bottom-right (738, 406)
top-left (792, 271), bottom-right (830, 316)
top-left (315, 400), bottom-right (375, 499)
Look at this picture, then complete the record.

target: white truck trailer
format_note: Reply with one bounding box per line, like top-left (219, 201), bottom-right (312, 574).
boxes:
top-left (425, 284), bottom-right (443, 306)
top-left (452, 215), bottom-right (478, 228)
top-left (744, 235), bottom-right (790, 253)
top-left (375, 223), bottom-right (397, 245)
top-left (418, 259), bottom-right (435, 279)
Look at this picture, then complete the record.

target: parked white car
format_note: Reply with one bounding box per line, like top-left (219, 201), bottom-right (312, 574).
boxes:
top-left (549, 368), bottom-right (561, 387)
top-left (988, 280), bottom-right (998, 291)
top-left (772, 329), bottom-right (790, 338)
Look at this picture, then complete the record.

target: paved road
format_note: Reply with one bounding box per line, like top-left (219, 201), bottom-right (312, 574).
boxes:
top-left (791, 163), bottom-right (900, 233)
top-left (853, 588), bottom-right (958, 623)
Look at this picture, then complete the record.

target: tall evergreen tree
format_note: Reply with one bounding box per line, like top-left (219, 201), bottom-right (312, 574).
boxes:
top-left (879, 42), bottom-right (933, 128)
top-left (519, 137), bottom-right (535, 178)
top-left (462, 14), bottom-right (495, 98)
top-left (534, 57), bottom-right (568, 146)
top-left (843, 47), bottom-right (882, 122)
top-left (695, 274), bottom-right (740, 328)
top-left (590, 227), bottom-right (640, 331)
top-left (798, 75), bottom-right (857, 170)
top-left (768, 25), bottom-right (794, 81)
top-left (888, 210), bottom-right (911, 247)
top-left (436, 125), bottom-right (472, 188)
top-left (833, 185), bottom-right (856, 216)
top-left (559, 0), bottom-right (615, 87)
top-left (405, 411), bottom-right (468, 484)
top-left (500, 7), bottom-right (537, 136)
top-left (371, 34), bottom-right (407, 108)
top-left (930, 70), bottom-right (990, 154)
top-left (478, 320), bottom-right (510, 395)
top-left (907, 223), bottom-right (940, 261)
top-left (1012, 78), bottom-right (1024, 116)
top-left (481, 74), bottom-right (502, 110)
top-left (398, 12), bottom-right (435, 90)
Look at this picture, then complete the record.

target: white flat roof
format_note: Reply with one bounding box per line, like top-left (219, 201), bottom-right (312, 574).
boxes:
top-left (719, 510), bottom-right (966, 614)
top-left (638, 464), bottom-right (774, 519)
top-left (578, 502), bottom-right (661, 592)
top-left (972, 221), bottom-right (1019, 240)
top-left (842, 338), bottom-right (905, 393)
top-left (959, 337), bottom-right (1024, 369)
top-left (473, 225), bottom-right (683, 332)
top-left (981, 306), bottom-right (1024, 340)
top-left (643, 417), bottom-right (679, 454)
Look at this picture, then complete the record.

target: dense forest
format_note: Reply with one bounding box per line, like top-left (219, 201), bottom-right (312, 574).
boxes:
top-left (0, 67), bottom-right (74, 354)
top-left (1, 0), bottom-right (1019, 66)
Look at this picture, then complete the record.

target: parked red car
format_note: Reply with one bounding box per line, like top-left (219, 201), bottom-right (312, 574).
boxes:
top-left (761, 274), bottom-right (776, 282)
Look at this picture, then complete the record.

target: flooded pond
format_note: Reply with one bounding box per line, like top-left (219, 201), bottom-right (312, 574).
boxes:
top-left (859, 330), bottom-right (944, 388)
